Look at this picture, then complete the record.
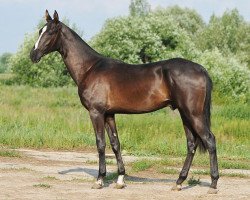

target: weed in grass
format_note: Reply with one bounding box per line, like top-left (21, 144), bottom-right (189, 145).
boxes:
top-left (220, 172), bottom-right (249, 178)
top-left (219, 161), bottom-right (250, 170)
top-left (131, 160), bottom-right (154, 172)
top-left (106, 172), bottom-right (118, 181)
top-left (43, 176), bottom-right (59, 181)
top-left (0, 167), bottom-right (33, 172)
top-left (85, 160), bottom-right (98, 164)
top-left (33, 183), bottom-right (51, 189)
top-left (187, 176), bottom-right (201, 186)
top-left (106, 159), bottom-right (116, 165)
top-left (159, 168), bottom-right (179, 174)
top-left (192, 170), bottom-right (210, 176)
top-left (0, 150), bottom-right (21, 158)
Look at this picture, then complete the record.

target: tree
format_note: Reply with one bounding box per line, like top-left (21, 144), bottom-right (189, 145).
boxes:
top-left (196, 9), bottom-right (250, 68)
top-left (10, 18), bottom-right (83, 87)
top-left (0, 53), bottom-right (12, 73)
top-left (90, 6), bottom-right (249, 102)
top-left (91, 6), bottom-right (205, 64)
top-left (129, 0), bottom-right (151, 17)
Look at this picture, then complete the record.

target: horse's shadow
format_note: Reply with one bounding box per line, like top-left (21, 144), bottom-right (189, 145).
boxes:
top-left (58, 167), bottom-right (174, 185)
top-left (58, 167), bottom-right (211, 189)
top-left (58, 167), bottom-right (97, 177)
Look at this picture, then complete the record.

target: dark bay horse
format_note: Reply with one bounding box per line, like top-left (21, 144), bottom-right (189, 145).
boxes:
top-left (30, 10), bottom-right (219, 193)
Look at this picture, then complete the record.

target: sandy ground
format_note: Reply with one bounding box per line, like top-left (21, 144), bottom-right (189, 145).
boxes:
top-left (0, 149), bottom-right (249, 200)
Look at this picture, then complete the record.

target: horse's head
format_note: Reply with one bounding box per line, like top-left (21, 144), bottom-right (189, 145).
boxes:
top-left (30, 10), bottom-right (61, 63)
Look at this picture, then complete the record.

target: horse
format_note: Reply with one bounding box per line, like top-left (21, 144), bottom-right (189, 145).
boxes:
top-left (30, 10), bottom-right (219, 193)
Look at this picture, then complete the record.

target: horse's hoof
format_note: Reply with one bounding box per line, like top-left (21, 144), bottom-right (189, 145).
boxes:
top-left (91, 182), bottom-right (103, 189)
top-left (171, 184), bottom-right (182, 191)
top-left (114, 183), bottom-right (126, 189)
top-left (207, 187), bottom-right (218, 194)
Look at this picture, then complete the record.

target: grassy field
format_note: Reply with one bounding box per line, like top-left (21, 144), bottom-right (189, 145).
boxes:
top-left (0, 82), bottom-right (249, 166)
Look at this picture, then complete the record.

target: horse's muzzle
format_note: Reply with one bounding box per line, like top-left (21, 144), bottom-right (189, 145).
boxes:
top-left (30, 47), bottom-right (43, 63)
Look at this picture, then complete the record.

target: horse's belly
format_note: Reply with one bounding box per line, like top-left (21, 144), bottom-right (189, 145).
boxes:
top-left (108, 86), bottom-right (170, 113)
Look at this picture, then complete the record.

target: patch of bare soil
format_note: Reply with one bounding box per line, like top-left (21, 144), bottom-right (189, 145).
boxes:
top-left (0, 149), bottom-right (249, 200)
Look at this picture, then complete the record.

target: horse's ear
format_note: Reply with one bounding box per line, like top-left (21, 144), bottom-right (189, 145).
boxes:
top-left (45, 10), bottom-right (52, 22)
top-left (53, 10), bottom-right (59, 23)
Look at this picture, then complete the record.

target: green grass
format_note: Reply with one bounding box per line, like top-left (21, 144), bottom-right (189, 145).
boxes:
top-left (220, 172), bottom-right (248, 178)
top-left (0, 84), bottom-right (249, 163)
top-left (0, 149), bottom-right (21, 158)
top-left (158, 168), bottom-right (179, 174)
top-left (131, 160), bottom-right (154, 172)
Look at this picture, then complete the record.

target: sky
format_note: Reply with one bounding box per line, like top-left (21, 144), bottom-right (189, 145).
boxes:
top-left (0, 0), bottom-right (249, 55)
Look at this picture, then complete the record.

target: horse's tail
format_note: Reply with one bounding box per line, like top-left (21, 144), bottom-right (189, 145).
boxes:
top-left (197, 72), bottom-right (213, 153)
top-left (204, 73), bottom-right (213, 129)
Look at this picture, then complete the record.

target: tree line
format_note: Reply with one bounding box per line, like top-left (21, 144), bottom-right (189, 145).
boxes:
top-left (2, 0), bottom-right (250, 103)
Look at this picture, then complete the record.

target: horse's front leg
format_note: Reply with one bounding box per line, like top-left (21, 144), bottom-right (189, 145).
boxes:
top-left (105, 114), bottom-right (126, 189)
top-left (89, 109), bottom-right (106, 189)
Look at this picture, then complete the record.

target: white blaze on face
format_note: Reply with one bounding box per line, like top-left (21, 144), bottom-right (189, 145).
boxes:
top-left (34, 26), bottom-right (47, 50)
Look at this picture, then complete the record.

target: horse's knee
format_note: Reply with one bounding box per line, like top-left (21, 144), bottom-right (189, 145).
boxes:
top-left (96, 138), bottom-right (106, 154)
top-left (187, 141), bottom-right (196, 153)
top-left (97, 145), bottom-right (105, 155)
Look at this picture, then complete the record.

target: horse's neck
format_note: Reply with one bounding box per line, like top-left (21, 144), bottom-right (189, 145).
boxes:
top-left (58, 25), bottom-right (101, 85)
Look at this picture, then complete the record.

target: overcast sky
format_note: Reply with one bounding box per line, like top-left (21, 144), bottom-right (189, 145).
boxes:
top-left (0, 0), bottom-right (249, 55)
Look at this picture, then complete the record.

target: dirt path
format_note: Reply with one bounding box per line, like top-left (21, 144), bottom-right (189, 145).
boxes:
top-left (0, 149), bottom-right (249, 200)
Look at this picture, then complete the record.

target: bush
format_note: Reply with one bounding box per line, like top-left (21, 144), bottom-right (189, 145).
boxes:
top-left (0, 53), bottom-right (12, 73)
top-left (196, 9), bottom-right (250, 68)
top-left (196, 49), bottom-right (249, 103)
top-left (90, 6), bottom-right (204, 64)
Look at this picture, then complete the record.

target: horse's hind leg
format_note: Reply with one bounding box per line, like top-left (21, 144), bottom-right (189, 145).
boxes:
top-left (188, 114), bottom-right (219, 194)
top-left (172, 114), bottom-right (198, 191)
top-left (105, 114), bottom-right (126, 189)
top-left (204, 130), bottom-right (219, 193)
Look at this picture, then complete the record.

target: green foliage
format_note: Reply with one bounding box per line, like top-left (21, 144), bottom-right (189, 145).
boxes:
top-left (195, 49), bottom-right (249, 103)
top-left (0, 149), bottom-right (21, 157)
top-left (131, 159), bottom-right (154, 172)
top-left (129, 0), bottom-right (151, 17)
top-left (91, 6), bottom-right (204, 64)
top-left (0, 53), bottom-right (12, 73)
top-left (187, 176), bottom-right (200, 186)
top-left (9, 19), bottom-right (82, 87)
top-left (196, 9), bottom-right (250, 67)
top-left (91, 6), bottom-right (249, 102)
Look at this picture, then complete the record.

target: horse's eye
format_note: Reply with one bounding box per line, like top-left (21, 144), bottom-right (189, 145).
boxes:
top-left (39, 29), bottom-right (42, 35)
